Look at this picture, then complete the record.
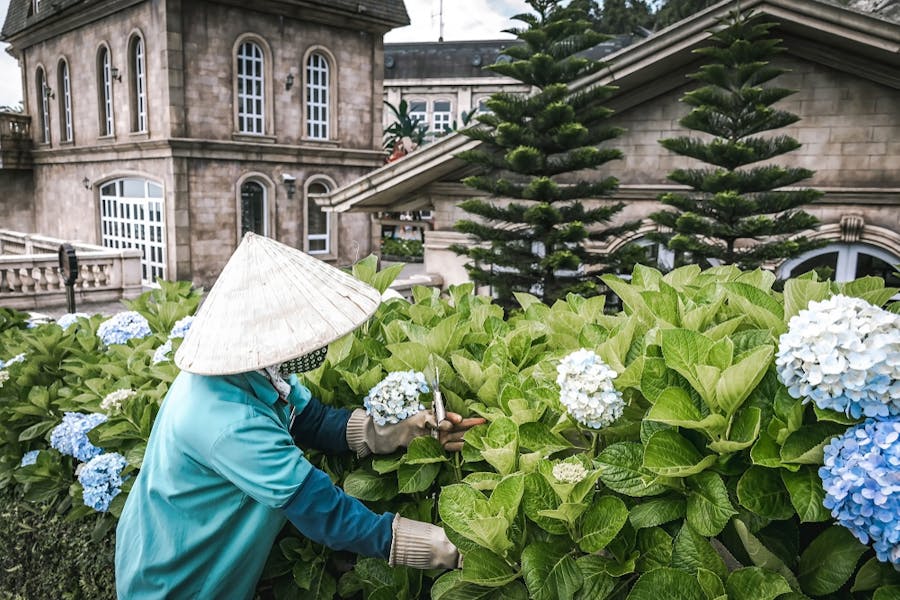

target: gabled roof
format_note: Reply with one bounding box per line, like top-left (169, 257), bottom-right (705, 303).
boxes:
top-left (2, 0), bottom-right (409, 40)
top-left (321, 0), bottom-right (899, 213)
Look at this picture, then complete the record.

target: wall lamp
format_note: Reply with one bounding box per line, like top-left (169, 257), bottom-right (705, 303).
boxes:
top-left (285, 73), bottom-right (295, 91)
top-left (43, 86), bottom-right (55, 99)
top-left (110, 67), bottom-right (122, 82)
top-left (282, 173), bottom-right (296, 199)
top-left (82, 177), bottom-right (92, 190)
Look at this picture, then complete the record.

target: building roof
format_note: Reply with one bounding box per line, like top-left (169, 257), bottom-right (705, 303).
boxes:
top-left (2, 0), bottom-right (409, 40)
top-left (322, 0), bottom-right (900, 213)
top-left (384, 35), bottom-right (640, 80)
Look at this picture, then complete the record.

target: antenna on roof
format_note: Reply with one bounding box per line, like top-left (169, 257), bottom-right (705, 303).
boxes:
top-left (438, 0), bottom-right (444, 42)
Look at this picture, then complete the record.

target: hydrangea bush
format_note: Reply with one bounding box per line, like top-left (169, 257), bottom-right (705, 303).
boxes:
top-left (3, 262), bottom-right (900, 599)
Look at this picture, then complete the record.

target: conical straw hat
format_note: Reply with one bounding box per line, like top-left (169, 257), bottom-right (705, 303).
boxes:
top-left (175, 232), bottom-right (381, 375)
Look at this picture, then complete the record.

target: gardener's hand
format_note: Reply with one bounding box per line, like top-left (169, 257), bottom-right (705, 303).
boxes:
top-left (346, 410), bottom-right (485, 457)
top-left (436, 412), bottom-right (486, 452)
top-left (389, 516), bottom-right (460, 570)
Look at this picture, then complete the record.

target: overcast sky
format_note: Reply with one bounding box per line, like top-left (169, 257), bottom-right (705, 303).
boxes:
top-left (0, 0), bottom-right (528, 107)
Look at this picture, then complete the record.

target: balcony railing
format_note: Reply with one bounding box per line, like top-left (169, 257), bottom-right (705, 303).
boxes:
top-left (0, 112), bottom-right (33, 169)
top-left (0, 230), bottom-right (142, 311)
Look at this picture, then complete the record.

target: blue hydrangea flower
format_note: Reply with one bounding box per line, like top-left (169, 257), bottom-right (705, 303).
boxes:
top-left (56, 312), bottom-right (90, 330)
top-left (152, 339), bottom-right (173, 364)
top-left (821, 419), bottom-right (900, 566)
top-left (78, 452), bottom-right (127, 512)
top-left (556, 348), bottom-right (624, 429)
top-left (20, 450), bottom-right (39, 467)
top-left (777, 295), bottom-right (900, 418)
top-left (364, 370), bottom-right (429, 426)
top-left (49, 412), bottom-right (107, 462)
top-left (0, 353), bottom-right (26, 369)
top-left (169, 315), bottom-right (194, 339)
top-left (97, 311), bottom-right (151, 346)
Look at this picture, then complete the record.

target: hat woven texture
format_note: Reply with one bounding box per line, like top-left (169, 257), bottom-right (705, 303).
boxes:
top-left (175, 233), bottom-right (381, 376)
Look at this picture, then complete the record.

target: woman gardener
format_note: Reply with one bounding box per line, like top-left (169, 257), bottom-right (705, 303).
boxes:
top-left (115, 233), bottom-right (482, 598)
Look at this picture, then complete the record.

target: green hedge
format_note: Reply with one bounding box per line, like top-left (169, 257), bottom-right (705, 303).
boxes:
top-left (0, 488), bottom-right (116, 599)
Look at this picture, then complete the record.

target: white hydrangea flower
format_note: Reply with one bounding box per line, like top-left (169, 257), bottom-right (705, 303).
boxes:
top-left (56, 312), bottom-right (90, 330)
top-left (101, 389), bottom-right (136, 413)
top-left (0, 370), bottom-right (9, 387)
top-left (556, 348), bottom-right (625, 429)
top-left (552, 461), bottom-right (588, 484)
top-left (776, 295), bottom-right (900, 418)
top-left (363, 370), bottom-right (430, 426)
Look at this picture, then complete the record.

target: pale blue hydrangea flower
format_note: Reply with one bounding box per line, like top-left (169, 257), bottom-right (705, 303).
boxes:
top-left (0, 353), bottom-right (26, 369)
top-left (97, 311), bottom-right (151, 346)
top-left (78, 452), bottom-right (127, 512)
top-left (49, 412), bottom-right (107, 462)
top-left (556, 348), bottom-right (624, 429)
top-left (364, 370), bottom-right (429, 426)
top-left (56, 312), bottom-right (90, 330)
top-left (169, 315), bottom-right (194, 339)
top-left (152, 339), bottom-right (173, 364)
top-left (20, 450), bottom-right (39, 467)
top-left (776, 295), bottom-right (900, 419)
top-left (821, 419), bottom-right (900, 566)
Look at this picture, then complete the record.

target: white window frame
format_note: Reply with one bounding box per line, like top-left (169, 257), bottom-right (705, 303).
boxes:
top-left (432, 99), bottom-right (452, 136)
top-left (305, 52), bottom-right (330, 140)
top-left (778, 243), bottom-right (900, 282)
top-left (98, 46), bottom-right (114, 136)
top-left (132, 36), bottom-right (147, 132)
top-left (305, 179), bottom-right (333, 256)
top-left (58, 60), bottom-right (72, 142)
top-left (408, 99), bottom-right (427, 133)
top-left (99, 178), bottom-right (167, 283)
top-left (236, 41), bottom-right (265, 135)
top-left (37, 68), bottom-right (50, 144)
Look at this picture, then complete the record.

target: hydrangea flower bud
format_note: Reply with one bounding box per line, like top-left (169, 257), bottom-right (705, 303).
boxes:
top-left (552, 461), bottom-right (588, 484)
top-left (101, 389), bottom-right (136, 413)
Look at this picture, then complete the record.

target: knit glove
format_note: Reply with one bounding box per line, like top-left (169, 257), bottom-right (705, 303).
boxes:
top-left (346, 409), bottom-right (436, 457)
top-left (389, 516), bottom-right (460, 570)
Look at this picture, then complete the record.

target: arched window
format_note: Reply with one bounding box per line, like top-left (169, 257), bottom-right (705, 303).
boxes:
top-left (239, 180), bottom-right (267, 236)
top-left (778, 243), bottom-right (900, 289)
top-left (129, 35), bottom-right (147, 133)
top-left (35, 67), bottom-right (50, 144)
top-left (99, 178), bottom-right (166, 283)
top-left (97, 46), bottom-right (114, 136)
top-left (305, 180), bottom-right (332, 255)
top-left (57, 59), bottom-right (72, 142)
top-left (305, 52), bottom-right (330, 139)
top-left (236, 40), bottom-right (265, 134)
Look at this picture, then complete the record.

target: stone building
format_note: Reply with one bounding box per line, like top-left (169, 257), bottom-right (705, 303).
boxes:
top-left (325, 0), bottom-right (900, 291)
top-left (0, 0), bottom-right (408, 285)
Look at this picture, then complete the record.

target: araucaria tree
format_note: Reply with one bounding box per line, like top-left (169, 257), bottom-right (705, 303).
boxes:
top-left (453, 0), bottom-right (636, 307)
top-left (650, 10), bottom-right (823, 270)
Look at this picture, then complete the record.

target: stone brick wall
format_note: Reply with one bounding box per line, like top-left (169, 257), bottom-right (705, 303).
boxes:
top-left (180, 3), bottom-right (380, 148)
top-left (0, 170), bottom-right (35, 232)
top-left (21, 2), bottom-right (166, 148)
top-left (598, 55), bottom-right (900, 189)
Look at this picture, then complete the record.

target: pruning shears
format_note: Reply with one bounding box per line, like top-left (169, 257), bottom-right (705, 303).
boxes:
top-left (428, 357), bottom-right (446, 438)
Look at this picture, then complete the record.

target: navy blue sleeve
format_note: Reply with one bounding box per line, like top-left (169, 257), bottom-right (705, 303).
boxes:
top-left (281, 467), bottom-right (393, 559)
top-left (289, 397), bottom-right (353, 454)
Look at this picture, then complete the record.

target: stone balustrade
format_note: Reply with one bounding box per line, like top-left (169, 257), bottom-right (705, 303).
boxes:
top-left (0, 112), bottom-right (33, 169)
top-left (0, 230), bottom-right (143, 311)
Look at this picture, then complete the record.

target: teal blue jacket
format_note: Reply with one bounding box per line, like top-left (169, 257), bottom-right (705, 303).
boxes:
top-left (115, 371), bottom-right (392, 599)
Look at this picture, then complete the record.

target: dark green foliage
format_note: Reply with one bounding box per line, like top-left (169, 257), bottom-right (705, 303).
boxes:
top-left (0, 488), bottom-right (116, 600)
top-left (454, 0), bottom-right (638, 308)
top-left (655, 0), bottom-right (720, 29)
top-left (650, 10), bottom-right (823, 270)
top-left (383, 100), bottom-right (428, 150)
top-left (590, 0), bottom-right (654, 34)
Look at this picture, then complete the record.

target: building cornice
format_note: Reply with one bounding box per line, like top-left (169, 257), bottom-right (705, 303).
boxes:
top-left (29, 138), bottom-right (386, 167)
top-left (4, 0), bottom-right (145, 49)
